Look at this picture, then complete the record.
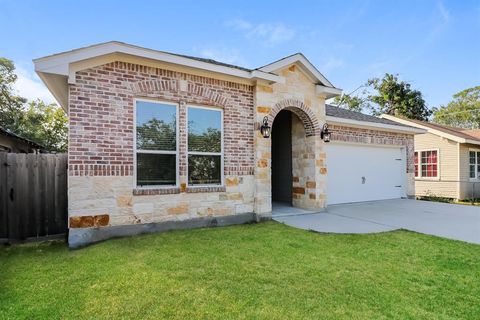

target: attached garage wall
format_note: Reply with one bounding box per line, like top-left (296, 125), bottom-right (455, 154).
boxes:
top-left (326, 143), bottom-right (406, 204)
top-left (328, 124), bottom-right (415, 201)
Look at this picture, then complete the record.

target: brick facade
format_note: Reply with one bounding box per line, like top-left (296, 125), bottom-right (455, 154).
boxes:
top-left (69, 62), bottom-right (254, 177)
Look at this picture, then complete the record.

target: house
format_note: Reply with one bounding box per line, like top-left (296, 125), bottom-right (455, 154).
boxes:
top-left (382, 115), bottom-right (480, 200)
top-left (34, 41), bottom-right (423, 247)
top-left (0, 126), bottom-right (44, 153)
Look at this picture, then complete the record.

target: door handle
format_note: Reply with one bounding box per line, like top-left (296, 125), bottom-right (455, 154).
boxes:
top-left (9, 188), bottom-right (14, 201)
top-left (361, 176), bottom-right (366, 184)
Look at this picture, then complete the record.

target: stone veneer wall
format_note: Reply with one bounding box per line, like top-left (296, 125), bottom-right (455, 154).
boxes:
top-left (329, 124), bottom-right (415, 197)
top-left (291, 115), bottom-right (324, 208)
top-left (68, 62), bottom-right (256, 227)
top-left (254, 65), bottom-right (328, 214)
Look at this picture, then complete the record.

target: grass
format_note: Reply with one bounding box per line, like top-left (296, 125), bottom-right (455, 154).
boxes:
top-left (418, 196), bottom-right (480, 206)
top-left (1, 222), bottom-right (480, 319)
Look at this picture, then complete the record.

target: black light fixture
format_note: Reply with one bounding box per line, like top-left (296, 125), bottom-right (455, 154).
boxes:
top-left (260, 116), bottom-right (271, 138)
top-left (320, 123), bottom-right (331, 143)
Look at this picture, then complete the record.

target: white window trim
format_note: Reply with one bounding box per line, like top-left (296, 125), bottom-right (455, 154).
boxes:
top-left (186, 104), bottom-right (224, 187)
top-left (468, 148), bottom-right (480, 181)
top-left (414, 148), bottom-right (440, 180)
top-left (133, 98), bottom-right (180, 189)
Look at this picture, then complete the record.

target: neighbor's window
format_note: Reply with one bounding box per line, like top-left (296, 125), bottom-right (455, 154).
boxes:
top-left (187, 106), bottom-right (222, 185)
top-left (414, 150), bottom-right (438, 178)
top-left (136, 100), bottom-right (177, 186)
top-left (469, 151), bottom-right (480, 179)
top-left (414, 152), bottom-right (419, 177)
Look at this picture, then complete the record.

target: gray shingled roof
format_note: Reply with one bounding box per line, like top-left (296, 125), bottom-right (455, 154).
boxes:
top-left (326, 104), bottom-right (410, 127)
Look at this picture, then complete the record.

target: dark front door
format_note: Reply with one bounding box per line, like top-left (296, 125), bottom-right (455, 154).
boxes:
top-left (271, 110), bottom-right (292, 204)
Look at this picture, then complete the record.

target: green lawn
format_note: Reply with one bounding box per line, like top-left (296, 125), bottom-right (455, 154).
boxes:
top-left (1, 222), bottom-right (479, 319)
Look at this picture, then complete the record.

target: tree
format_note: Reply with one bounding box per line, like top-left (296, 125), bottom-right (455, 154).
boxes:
top-left (331, 73), bottom-right (432, 121)
top-left (432, 86), bottom-right (480, 129)
top-left (331, 94), bottom-right (368, 113)
top-left (0, 58), bottom-right (68, 152)
top-left (367, 74), bottom-right (431, 120)
top-left (20, 100), bottom-right (68, 152)
top-left (0, 58), bottom-right (27, 132)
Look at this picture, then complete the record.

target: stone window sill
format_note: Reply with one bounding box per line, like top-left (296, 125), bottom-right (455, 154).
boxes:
top-left (186, 186), bottom-right (226, 193)
top-left (133, 187), bottom-right (180, 196)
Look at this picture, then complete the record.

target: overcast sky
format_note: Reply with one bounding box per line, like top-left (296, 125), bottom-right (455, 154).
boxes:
top-left (1, 0), bottom-right (479, 109)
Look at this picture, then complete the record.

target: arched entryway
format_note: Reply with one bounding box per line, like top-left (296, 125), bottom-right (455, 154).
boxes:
top-left (267, 99), bottom-right (322, 212)
top-left (271, 110), bottom-right (293, 204)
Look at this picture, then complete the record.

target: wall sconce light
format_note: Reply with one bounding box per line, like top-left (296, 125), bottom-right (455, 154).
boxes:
top-left (320, 123), bottom-right (331, 143)
top-left (260, 116), bottom-right (271, 138)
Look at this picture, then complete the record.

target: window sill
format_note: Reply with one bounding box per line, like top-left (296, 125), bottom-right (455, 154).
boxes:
top-left (186, 186), bottom-right (226, 193)
top-left (133, 187), bottom-right (180, 196)
top-left (415, 177), bottom-right (440, 181)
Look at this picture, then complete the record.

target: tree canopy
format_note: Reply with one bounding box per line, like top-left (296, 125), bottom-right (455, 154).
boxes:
top-left (332, 73), bottom-right (432, 121)
top-left (432, 86), bottom-right (480, 129)
top-left (0, 58), bottom-right (68, 152)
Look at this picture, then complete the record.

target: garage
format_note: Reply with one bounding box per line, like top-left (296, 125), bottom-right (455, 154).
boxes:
top-left (326, 143), bottom-right (406, 205)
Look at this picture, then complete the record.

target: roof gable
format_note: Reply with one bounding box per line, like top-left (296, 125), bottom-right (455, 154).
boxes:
top-left (257, 53), bottom-right (334, 88)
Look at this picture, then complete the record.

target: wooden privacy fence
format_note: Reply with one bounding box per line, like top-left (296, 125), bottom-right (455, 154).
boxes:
top-left (0, 153), bottom-right (67, 243)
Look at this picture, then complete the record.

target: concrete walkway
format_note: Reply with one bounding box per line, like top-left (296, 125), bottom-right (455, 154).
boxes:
top-left (273, 199), bottom-right (480, 244)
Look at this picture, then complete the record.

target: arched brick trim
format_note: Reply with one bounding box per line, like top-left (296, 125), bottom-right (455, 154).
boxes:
top-left (131, 80), bottom-right (228, 107)
top-left (268, 99), bottom-right (320, 137)
top-left (131, 79), bottom-right (178, 95)
top-left (187, 83), bottom-right (229, 107)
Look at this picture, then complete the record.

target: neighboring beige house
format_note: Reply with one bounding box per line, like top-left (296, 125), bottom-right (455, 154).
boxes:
top-left (383, 115), bottom-right (480, 200)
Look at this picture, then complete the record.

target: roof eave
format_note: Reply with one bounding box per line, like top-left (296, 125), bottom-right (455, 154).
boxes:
top-left (380, 114), bottom-right (480, 144)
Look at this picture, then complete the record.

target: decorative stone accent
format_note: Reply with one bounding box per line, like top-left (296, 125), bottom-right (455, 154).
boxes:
top-left (257, 159), bottom-right (268, 168)
top-left (293, 187), bottom-right (305, 194)
top-left (257, 106), bottom-right (271, 113)
top-left (69, 214), bottom-right (109, 228)
top-left (167, 203), bottom-right (189, 215)
top-left (225, 177), bottom-right (238, 187)
top-left (320, 167), bottom-right (327, 175)
top-left (116, 195), bottom-right (132, 207)
top-left (306, 181), bottom-right (316, 188)
top-left (94, 214), bottom-right (110, 227)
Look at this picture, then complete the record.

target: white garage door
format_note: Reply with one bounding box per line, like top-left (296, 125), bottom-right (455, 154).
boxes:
top-left (326, 143), bottom-right (406, 205)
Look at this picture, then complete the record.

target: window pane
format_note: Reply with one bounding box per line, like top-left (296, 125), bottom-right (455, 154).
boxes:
top-left (421, 165), bottom-right (427, 177)
top-left (188, 107), bottom-right (221, 152)
top-left (470, 151), bottom-right (476, 164)
top-left (470, 165), bottom-right (476, 178)
top-left (188, 155), bottom-right (221, 185)
top-left (136, 101), bottom-right (176, 151)
top-left (137, 154), bottom-right (176, 186)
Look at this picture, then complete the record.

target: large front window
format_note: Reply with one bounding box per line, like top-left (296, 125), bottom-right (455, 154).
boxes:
top-left (414, 150), bottom-right (438, 178)
top-left (469, 151), bottom-right (480, 179)
top-left (135, 100), bottom-right (177, 187)
top-left (187, 106), bottom-right (223, 185)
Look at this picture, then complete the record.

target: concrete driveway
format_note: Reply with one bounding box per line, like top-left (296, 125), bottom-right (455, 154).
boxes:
top-left (273, 199), bottom-right (480, 244)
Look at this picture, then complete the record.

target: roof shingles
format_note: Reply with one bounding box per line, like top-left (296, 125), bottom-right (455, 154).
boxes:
top-left (325, 105), bottom-right (411, 127)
